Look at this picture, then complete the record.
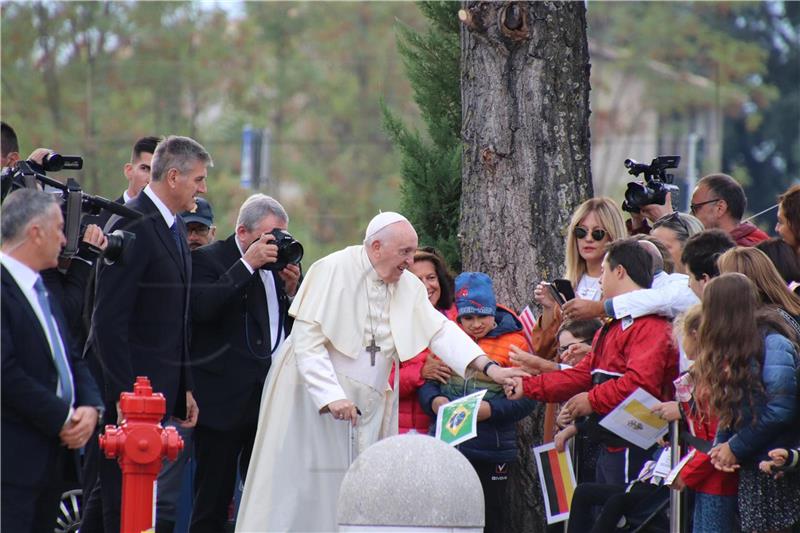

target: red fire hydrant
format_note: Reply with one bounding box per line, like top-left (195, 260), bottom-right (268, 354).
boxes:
top-left (99, 376), bottom-right (184, 533)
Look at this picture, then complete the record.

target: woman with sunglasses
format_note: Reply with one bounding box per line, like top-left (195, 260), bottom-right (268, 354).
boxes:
top-left (530, 198), bottom-right (626, 358)
top-left (650, 211), bottom-right (704, 274)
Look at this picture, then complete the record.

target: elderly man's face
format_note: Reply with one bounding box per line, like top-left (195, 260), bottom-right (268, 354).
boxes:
top-left (370, 222), bottom-right (418, 284)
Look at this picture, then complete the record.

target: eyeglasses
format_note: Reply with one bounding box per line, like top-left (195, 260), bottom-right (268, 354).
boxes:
top-left (689, 198), bottom-right (720, 215)
top-left (573, 227), bottom-right (607, 241)
top-left (187, 225), bottom-right (212, 236)
top-left (557, 340), bottom-right (590, 355)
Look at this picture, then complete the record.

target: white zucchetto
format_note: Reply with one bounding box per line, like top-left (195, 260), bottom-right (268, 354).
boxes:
top-left (364, 211), bottom-right (409, 241)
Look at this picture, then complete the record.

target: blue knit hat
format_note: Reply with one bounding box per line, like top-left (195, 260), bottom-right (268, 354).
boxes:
top-left (455, 272), bottom-right (496, 317)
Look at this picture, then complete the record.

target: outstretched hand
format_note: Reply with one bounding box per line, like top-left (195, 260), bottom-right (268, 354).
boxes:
top-left (509, 345), bottom-right (556, 375)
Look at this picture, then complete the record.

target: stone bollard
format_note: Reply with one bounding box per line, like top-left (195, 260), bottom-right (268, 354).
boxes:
top-left (337, 433), bottom-right (484, 532)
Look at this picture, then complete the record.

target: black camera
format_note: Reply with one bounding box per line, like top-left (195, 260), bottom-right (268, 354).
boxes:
top-left (621, 156), bottom-right (681, 213)
top-left (1, 159), bottom-right (141, 265)
top-left (253, 228), bottom-right (303, 271)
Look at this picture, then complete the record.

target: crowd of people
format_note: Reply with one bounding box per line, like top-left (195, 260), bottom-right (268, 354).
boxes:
top-left (1, 116), bottom-right (799, 533)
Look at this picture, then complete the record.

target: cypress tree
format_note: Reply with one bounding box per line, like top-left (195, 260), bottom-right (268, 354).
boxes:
top-left (382, 1), bottom-right (463, 270)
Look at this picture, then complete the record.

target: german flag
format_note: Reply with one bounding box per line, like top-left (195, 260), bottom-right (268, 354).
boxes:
top-left (534, 443), bottom-right (576, 523)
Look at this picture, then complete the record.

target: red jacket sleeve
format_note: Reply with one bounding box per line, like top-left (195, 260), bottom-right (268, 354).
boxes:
top-left (522, 350), bottom-right (594, 402)
top-left (392, 351), bottom-right (427, 399)
top-left (588, 319), bottom-right (677, 415)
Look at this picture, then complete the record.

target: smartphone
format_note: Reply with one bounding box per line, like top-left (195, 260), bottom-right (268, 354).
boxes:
top-left (553, 279), bottom-right (576, 301)
top-left (542, 282), bottom-right (566, 307)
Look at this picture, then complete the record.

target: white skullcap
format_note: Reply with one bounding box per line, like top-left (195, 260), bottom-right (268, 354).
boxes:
top-left (364, 211), bottom-right (409, 241)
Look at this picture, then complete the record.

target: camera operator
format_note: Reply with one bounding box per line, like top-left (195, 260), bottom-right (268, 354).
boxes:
top-left (188, 194), bottom-right (299, 532)
top-left (689, 173), bottom-right (769, 246)
top-left (627, 191), bottom-right (675, 234)
top-left (0, 123), bottom-right (109, 341)
top-left (1, 121), bottom-right (20, 169)
top-left (1, 189), bottom-right (103, 533)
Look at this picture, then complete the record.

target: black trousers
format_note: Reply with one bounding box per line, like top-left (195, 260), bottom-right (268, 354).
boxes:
top-left (189, 424), bottom-right (257, 533)
top-left (1, 447), bottom-right (71, 533)
top-left (80, 410), bottom-right (123, 533)
top-left (469, 458), bottom-right (511, 533)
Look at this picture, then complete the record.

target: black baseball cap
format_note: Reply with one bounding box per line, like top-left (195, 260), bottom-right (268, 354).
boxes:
top-left (180, 197), bottom-right (214, 227)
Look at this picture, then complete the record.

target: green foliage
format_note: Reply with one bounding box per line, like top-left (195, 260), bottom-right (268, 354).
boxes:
top-left (382, 1), bottom-right (463, 270)
top-left (1, 1), bottom-right (425, 265)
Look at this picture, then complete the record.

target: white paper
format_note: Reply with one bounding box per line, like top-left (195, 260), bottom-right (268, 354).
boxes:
top-left (653, 447), bottom-right (673, 478)
top-left (665, 449), bottom-right (697, 486)
top-left (598, 387), bottom-right (669, 449)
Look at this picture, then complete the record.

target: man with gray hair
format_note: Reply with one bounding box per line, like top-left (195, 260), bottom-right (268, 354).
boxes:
top-left (1, 189), bottom-right (103, 532)
top-left (188, 193), bottom-right (300, 532)
top-left (83, 135), bottom-right (212, 533)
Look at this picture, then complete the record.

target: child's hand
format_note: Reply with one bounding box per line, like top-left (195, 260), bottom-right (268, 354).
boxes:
top-left (509, 345), bottom-right (556, 375)
top-left (559, 342), bottom-right (591, 366)
top-left (556, 405), bottom-right (572, 429)
top-left (554, 425), bottom-right (577, 452)
top-left (759, 448), bottom-right (789, 479)
top-left (651, 401), bottom-right (681, 422)
top-left (668, 473), bottom-right (686, 492)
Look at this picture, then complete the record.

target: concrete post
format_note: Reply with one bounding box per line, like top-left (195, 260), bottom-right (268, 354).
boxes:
top-left (337, 434), bottom-right (484, 532)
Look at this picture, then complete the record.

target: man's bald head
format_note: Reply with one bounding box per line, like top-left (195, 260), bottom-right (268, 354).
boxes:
top-left (636, 238), bottom-right (664, 274)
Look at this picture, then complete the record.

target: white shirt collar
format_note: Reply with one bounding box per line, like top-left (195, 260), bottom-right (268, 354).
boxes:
top-left (0, 251), bottom-right (40, 293)
top-left (142, 185), bottom-right (175, 228)
top-left (122, 189), bottom-right (132, 203)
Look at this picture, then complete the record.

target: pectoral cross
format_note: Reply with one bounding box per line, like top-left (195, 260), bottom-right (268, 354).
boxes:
top-left (366, 336), bottom-right (381, 367)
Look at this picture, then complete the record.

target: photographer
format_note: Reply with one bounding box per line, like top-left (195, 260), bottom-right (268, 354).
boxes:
top-left (188, 193), bottom-right (299, 532)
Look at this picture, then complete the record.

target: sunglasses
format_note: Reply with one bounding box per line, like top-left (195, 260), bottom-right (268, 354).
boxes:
top-left (655, 211), bottom-right (690, 233)
top-left (689, 198), bottom-right (720, 215)
top-left (573, 226), bottom-right (607, 241)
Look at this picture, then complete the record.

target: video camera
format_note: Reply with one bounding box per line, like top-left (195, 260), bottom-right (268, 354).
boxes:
top-left (621, 155), bottom-right (681, 213)
top-left (1, 154), bottom-right (141, 265)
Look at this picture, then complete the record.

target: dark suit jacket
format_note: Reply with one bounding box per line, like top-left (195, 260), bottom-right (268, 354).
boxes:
top-left (1, 266), bottom-right (102, 489)
top-left (190, 234), bottom-right (293, 430)
top-left (85, 191), bottom-right (192, 418)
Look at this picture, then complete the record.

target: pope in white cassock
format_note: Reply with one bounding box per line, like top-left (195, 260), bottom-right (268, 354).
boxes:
top-left (235, 212), bottom-right (525, 532)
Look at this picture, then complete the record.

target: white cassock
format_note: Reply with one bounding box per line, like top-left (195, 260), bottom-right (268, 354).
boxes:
top-left (235, 246), bottom-right (484, 532)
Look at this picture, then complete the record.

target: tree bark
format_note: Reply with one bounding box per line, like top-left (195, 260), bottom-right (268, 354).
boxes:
top-left (459, 2), bottom-right (592, 531)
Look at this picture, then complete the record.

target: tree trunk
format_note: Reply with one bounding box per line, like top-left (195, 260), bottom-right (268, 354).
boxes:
top-left (459, 2), bottom-right (592, 531)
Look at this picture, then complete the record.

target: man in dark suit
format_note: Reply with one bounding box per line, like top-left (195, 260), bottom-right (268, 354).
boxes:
top-left (1, 189), bottom-right (103, 533)
top-left (83, 135), bottom-right (211, 533)
top-left (188, 193), bottom-right (300, 532)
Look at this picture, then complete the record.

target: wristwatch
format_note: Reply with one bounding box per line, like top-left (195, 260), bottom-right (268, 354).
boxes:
top-left (482, 360), bottom-right (499, 375)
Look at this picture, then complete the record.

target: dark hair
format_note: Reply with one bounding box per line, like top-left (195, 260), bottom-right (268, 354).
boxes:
top-left (557, 318), bottom-right (602, 344)
top-left (778, 184), bottom-right (800, 244)
top-left (698, 173), bottom-right (746, 221)
top-left (131, 136), bottom-right (162, 163)
top-left (680, 229), bottom-right (736, 281)
top-left (635, 234), bottom-right (673, 274)
top-left (414, 248), bottom-right (455, 310)
top-left (1, 122), bottom-right (19, 157)
top-left (605, 238), bottom-right (654, 288)
top-left (756, 237), bottom-right (800, 285)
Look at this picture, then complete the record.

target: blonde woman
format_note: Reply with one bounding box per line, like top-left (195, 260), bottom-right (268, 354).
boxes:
top-left (531, 197), bottom-right (627, 357)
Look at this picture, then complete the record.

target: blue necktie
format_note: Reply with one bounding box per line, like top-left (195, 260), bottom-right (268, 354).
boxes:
top-left (33, 278), bottom-right (74, 407)
top-left (170, 221), bottom-right (185, 268)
